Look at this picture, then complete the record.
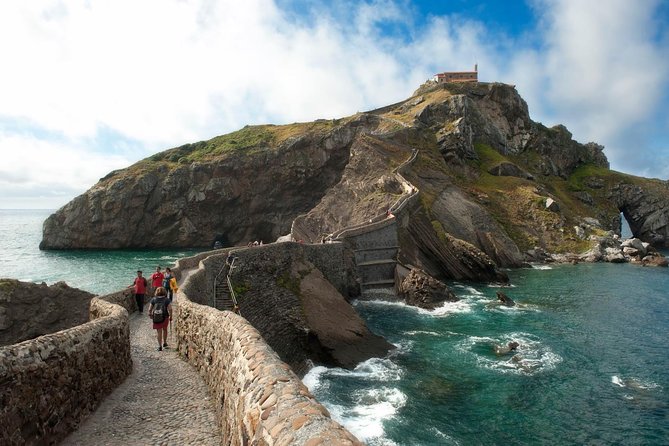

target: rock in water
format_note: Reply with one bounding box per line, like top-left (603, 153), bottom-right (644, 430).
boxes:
top-left (496, 290), bottom-right (516, 306)
top-left (398, 268), bottom-right (458, 310)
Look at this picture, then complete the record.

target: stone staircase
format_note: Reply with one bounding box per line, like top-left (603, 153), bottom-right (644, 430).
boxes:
top-left (334, 149), bottom-right (420, 292)
top-left (213, 262), bottom-right (238, 312)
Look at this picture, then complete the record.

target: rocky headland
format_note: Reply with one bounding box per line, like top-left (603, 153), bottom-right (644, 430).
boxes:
top-left (40, 81), bottom-right (669, 282)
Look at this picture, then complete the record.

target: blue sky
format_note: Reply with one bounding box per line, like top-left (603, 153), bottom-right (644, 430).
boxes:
top-left (1, 0), bottom-right (667, 209)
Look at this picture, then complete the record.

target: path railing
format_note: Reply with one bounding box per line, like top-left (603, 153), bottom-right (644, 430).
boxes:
top-left (331, 148), bottom-right (419, 241)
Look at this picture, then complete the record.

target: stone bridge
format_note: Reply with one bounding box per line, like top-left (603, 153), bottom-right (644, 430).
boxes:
top-left (0, 249), bottom-right (362, 446)
top-left (0, 150), bottom-right (421, 446)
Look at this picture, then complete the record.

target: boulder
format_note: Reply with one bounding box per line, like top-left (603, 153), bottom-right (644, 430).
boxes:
top-left (604, 247), bottom-right (626, 263)
top-left (583, 217), bottom-right (602, 228)
top-left (398, 268), bottom-right (458, 310)
top-left (641, 255), bottom-right (668, 267)
top-left (545, 198), bottom-right (560, 212)
top-left (574, 226), bottom-right (586, 239)
top-left (496, 290), bottom-right (516, 306)
top-left (621, 238), bottom-right (646, 255)
top-left (622, 246), bottom-right (641, 257)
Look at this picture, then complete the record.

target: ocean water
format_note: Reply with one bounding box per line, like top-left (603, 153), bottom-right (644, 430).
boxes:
top-left (0, 209), bottom-right (202, 294)
top-left (304, 264), bottom-right (669, 445)
top-left (2, 210), bottom-right (668, 444)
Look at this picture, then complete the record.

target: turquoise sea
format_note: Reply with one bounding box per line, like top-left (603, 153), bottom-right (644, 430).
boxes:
top-left (2, 209), bottom-right (668, 445)
top-left (0, 210), bottom-right (201, 294)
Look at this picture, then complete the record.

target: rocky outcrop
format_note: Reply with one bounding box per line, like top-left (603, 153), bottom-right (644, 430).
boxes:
top-left (397, 268), bottom-right (458, 310)
top-left (488, 162), bottom-right (533, 180)
top-left (399, 210), bottom-right (510, 283)
top-left (496, 291), bottom-right (516, 306)
top-left (609, 181), bottom-right (669, 247)
top-left (223, 243), bottom-right (393, 375)
top-left (0, 280), bottom-right (94, 346)
top-left (41, 119), bottom-right (372, 249)
top-left (554, 235), bottom-right (667, 266)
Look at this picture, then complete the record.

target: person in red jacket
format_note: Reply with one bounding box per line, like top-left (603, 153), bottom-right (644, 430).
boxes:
top-left (128, 270), bottom-right (148, 313)
top-left (150, 266), bottom-right (165, 296)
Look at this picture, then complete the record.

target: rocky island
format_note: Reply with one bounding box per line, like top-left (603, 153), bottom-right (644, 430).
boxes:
top-left (41, 81), bottom-right (669, 274)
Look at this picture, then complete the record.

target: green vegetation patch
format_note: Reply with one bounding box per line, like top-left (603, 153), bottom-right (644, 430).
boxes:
top-left (277, 273), bottom-right (302, 297)
top-left (232, 282), bottom-right (250, 298)
top-left (472, 143), bottom-right (508, 170)
top-left (0, 279), bottom-right (17, 294)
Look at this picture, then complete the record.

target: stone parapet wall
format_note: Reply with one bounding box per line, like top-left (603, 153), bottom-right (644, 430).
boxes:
top-left (173, 292), bottom-right (361, 445)
top-left (0, 291), bottom-right (132, 446)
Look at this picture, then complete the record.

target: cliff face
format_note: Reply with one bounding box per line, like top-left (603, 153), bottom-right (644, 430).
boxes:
top-left (41, 81), bottom-right (669, 282)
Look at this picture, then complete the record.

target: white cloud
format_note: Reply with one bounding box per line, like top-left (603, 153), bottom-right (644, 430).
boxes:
top-left (0, 0), bottom-right (667, 209)
top-left (523, 0), bottom-right (669, 174)
top-left (0, 132), bottom-right (131, 209)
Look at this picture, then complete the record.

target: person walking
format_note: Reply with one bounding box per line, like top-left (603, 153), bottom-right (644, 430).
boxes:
top-left (128, 270), bottom-right (148, 313)
top-left (148, 287), bottom-right (172, 351)
top-left (150, 266), bottom-right (165, 297)
top-left (163, 267), bottom-right (178, 303)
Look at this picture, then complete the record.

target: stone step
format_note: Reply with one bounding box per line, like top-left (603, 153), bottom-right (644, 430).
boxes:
top-left (357, 259), bottom-right (396, 266)
top-left (355, 248), bottom-right (398, 263)
top-left (354, 245), bottom-right (399, 252)
top-left (361, 279), bottom-right (396, 287)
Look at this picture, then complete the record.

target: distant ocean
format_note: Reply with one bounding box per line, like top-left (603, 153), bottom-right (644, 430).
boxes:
top-left (0, 209), bottom-right (201, 294)
top-left (2, 209), bottom-right (668, 445)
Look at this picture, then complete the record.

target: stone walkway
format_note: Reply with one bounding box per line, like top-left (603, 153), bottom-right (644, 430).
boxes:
top-left (62, 310), bottom-right (222, 446)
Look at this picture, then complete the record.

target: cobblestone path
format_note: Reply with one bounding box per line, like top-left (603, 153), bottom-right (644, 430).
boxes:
top-left (62, 310), bottom-right (222, 446)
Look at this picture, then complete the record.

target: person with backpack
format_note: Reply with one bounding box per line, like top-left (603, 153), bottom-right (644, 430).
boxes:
top-left (148, 287), bottom-right (172, 351)
top-left (163, 267), bottom-right (178, 303)
top-left (128, 270), bottom-right (148, 313)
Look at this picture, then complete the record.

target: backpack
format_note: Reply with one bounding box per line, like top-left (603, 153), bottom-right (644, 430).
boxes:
top-left (162, 275), bottom-right (171, 290)
top-left (152, 297), bottom-right (168, 323)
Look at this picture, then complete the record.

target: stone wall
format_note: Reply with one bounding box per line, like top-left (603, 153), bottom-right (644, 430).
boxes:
top-left (173, 289), bottom-right (361, 445)
top-left (0, 290), bottom-right (132, 446)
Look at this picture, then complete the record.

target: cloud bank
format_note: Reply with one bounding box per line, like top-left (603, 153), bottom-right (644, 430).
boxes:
top-left (0, 0), bottom-right (667, 208)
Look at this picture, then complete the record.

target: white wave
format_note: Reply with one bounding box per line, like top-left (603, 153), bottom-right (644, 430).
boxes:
top-left (391, 339), bottom-right (415, 354)
top-left (430, 300), bottom-right (474, 316)
top-left (302, 365), bottom-right (329, 391)
top-left (612, 375), bottom-right (625, 387)
top-left (460, 332), bottom-right (562, 375)
top-left (404, 330), bottom-right (441, 336)
top-left (305, 357), bottom-right (405, 383)
top-left (452, 284), bottom-right (484, 295)
top-left (430, 427), bottom-right (459, 444)
top-left (351, 358), bottom-right (404, 381)
top-left (326, 387), bottom-right (406, 445)
top-left (530, 264), bottom-right (553, 270)
top-left (356, 298), bottom-right (474, 317)
top-left (484, 303), bottom-right (541, 313)
top-left (611, 375), bottom-right (663, 391)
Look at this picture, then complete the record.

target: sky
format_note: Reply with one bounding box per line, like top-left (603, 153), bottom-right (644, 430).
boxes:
top-left (0, 0), bottom-right (667, 209)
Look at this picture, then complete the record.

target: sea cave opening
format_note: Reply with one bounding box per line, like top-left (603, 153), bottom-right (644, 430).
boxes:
top-left (620, 211), bottom-right (633, 239)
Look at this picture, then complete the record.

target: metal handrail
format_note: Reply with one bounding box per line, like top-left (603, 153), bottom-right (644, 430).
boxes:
top-left (213, 254), bottom-right (228, 308)
top-left (226, 257), bottom-right (240, 314)
top-left (331, 148), bottom-right (419, 240)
